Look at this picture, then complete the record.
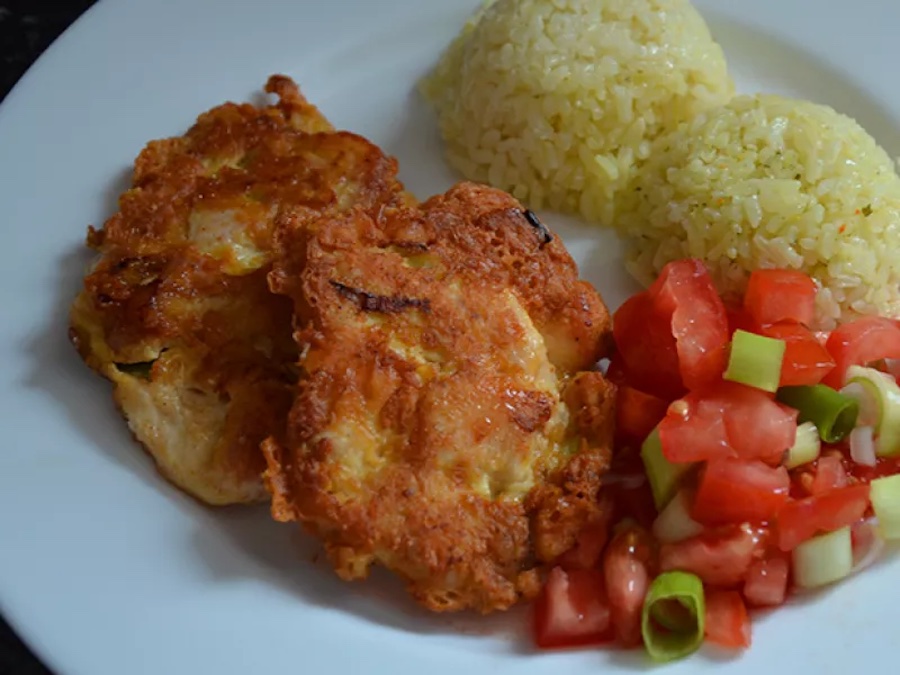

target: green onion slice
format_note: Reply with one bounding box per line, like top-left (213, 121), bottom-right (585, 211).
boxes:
top-left (785, 421), bottom-right (821, 469)
top-left (844, 366), bottom-right (900, 457)
top-left (641, 571), bottom-right (705, 662)
top-left (792, 526), bottom-right (853, 589)
top-left (776, 385), bottom-right (859, 443)
top-left (870, 474), bottom-right (900, 540)
top-left (641, 428), bottom-right (694, 511)
top-left (724, 330), bottom-right (786, 393)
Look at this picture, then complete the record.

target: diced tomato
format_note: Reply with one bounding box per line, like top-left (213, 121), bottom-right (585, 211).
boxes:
top-left (726, 305), bottom-right (757, 337)
top-left (659, 383), bottom-right (797, 464)
top-left (809, 454), bottom-right (848, 495)
top-left (659, 525), bottom-right (761, 587)
top-left (704, 591), bottom-right (752, 649)
top-left (742, 557), bottom-right (789, 607)
top-left (603, 525), bottom-right (654, 647)
top-left (533, 567), bottom-right (612, 649)
top-left (692, 459), bottom-right (790, 526)
top-left (758, 322), bottom-right (836, 386)
top-left (776, 485), bottom-right (871, 551)
top-left (823, 316), bottom-right (900, 388)
top-left (615, 385), bottom-right (668, 446)
top-left (612, 259), bottom-right (729, 400)
top-left (744, 269), bottom-right (817, 327)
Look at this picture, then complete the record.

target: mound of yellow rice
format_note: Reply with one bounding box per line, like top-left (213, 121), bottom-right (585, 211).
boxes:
top-left (617, 93), bottom-right (900, 326)
top-left (420, 0), bottom-right (733, 226)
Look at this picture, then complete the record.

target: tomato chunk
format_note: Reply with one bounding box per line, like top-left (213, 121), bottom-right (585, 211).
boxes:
top-left (613, 259), bottom-right (729, 399)
top-left (758, 322), bottom-right (836, 386)
top-left (659, 383), bottom-right (798, 463)
top-left (615, 385), bottom-right (668, 447)
top-left (809, 454), bottom-right (848, 495)
top-left (704, 591), bottom-right (752, 649)
top-left (776, 485), bottom-right (871, 551)
top-left (533, 567), bottom-right (612, 649)
top-left (823, 316), bottom-right (900, 388)
top-left (744, 269), bottom-right (817, 327)
top-left (742, 557), bottom-right (789, 607)
top-left (692, 459), bottom-right (790, 526)
top-left (659, 525), bottom-right (761, 587)
top-left (603, 525), bottom-right (653, 647)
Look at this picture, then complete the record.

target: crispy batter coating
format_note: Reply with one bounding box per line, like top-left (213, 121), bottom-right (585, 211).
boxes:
top-left (69, 76), bottom-right (409, 505)
top-left (263, 182), bottom-right (614, 612)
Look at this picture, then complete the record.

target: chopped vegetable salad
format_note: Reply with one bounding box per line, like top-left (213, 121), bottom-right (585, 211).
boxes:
top-left (533, 259), bottom-right (900, 661)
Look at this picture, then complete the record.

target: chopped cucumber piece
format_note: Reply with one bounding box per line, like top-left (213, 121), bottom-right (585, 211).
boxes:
top-left (870, 474), bottom-right (900, 540)
top-left (652, 491), bottom-right (704, 544)
top-left (724, 329), bottom-right (785, 393)
top-left (792, 526), bottom-right (853, 589)
top-left (785, 421), bottom-right (821, 469)
top-left (641, 428), bottom-right (693, 511)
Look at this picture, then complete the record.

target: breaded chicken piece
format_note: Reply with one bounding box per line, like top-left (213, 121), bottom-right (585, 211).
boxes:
top-left (69, 76), bottom-right (410, 505)
top-left (262, 182), bottom-right (614, 612)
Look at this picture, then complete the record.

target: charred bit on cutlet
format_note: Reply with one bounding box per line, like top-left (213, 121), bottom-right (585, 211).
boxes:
top-left (522, 209), bottom-right (553, 247)
top-left (330, 280), bottom-right (431, 314)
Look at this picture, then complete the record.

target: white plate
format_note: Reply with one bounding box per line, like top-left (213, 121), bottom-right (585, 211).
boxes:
top-left (1, 1), bottom-right (897, 673)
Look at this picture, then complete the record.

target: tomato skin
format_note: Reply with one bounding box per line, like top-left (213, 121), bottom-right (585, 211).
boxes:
top-left (744, 269), bottom-right (817, 327)
top-left (704, 591), bottom-right (752, 649)
top-left (742, 557), bottom-right (789, 607)
top-left (758, 322), bottom-right (836, 386)
top-left (823, 316), bottom-right (900, 388)
top-left (613, 288), bottom-right (685, 400)
top-left (809, 454), bottom-right (848, 495)
top-left (659, 383), bottom-right (797, 464)
top-left (533, 567), bottom-right (613, 649)
top-left (692, 459), bottom-right (790, 526)
top-left (615, 385), bottom-right (668, 447)
top-left (612, 259), bottom-right (729, 399)
top-left (659, 525), bottom-right (761, 587)
top-left (776, 485), bottom-right (871, 551)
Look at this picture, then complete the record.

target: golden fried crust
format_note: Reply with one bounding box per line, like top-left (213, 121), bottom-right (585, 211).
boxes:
top-left (263, 182), bottom-right (614, 612)
top-left (69, 75), bottom-right (409, 505)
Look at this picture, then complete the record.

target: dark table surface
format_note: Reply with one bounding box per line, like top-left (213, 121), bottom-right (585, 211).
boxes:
top-left (1, 3), bottom-right (97, 671)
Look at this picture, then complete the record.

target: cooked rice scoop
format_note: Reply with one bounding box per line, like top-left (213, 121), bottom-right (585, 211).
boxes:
top-left (263, 182), bottom-right (615, 612)
top-left (69, 76), bottom-right (410, 505)
top-left (420, 0), bottom-right (733, 225)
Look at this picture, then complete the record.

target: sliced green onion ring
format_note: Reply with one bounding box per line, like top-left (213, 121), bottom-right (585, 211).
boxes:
top-left (844, 366), bottom-right (900, 457)
top-left (870, 474), bottom-right (900, 540)
top-left (641, 428), bottom-right (694, 511)
top-left (724, 329), bottom-right (785, 393)
top-left (785, 421), bottom-right (821, 469)
top-left (641, 571), bottom-right (705, 662)
top-left (792, 526), bottom-right (853, 589)
top-left (776, 385), bottom-right (859, 443)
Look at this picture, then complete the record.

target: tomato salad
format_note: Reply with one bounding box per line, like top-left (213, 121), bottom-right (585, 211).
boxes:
top-left (534, 259), bottom-right (900, 661)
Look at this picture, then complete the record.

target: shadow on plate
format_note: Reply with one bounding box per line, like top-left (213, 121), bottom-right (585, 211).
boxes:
top-left (190, 502), bottom-right (534, 652)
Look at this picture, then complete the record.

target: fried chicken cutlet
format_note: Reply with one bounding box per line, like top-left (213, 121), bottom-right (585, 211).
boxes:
top-left (263, 182), bottom-right (615, 612)
top-left (69, 76), bottom-right (410, 505)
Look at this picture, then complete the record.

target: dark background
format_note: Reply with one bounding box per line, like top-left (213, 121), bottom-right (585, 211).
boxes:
top-left (1, 2), bottom-right (97, 671)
